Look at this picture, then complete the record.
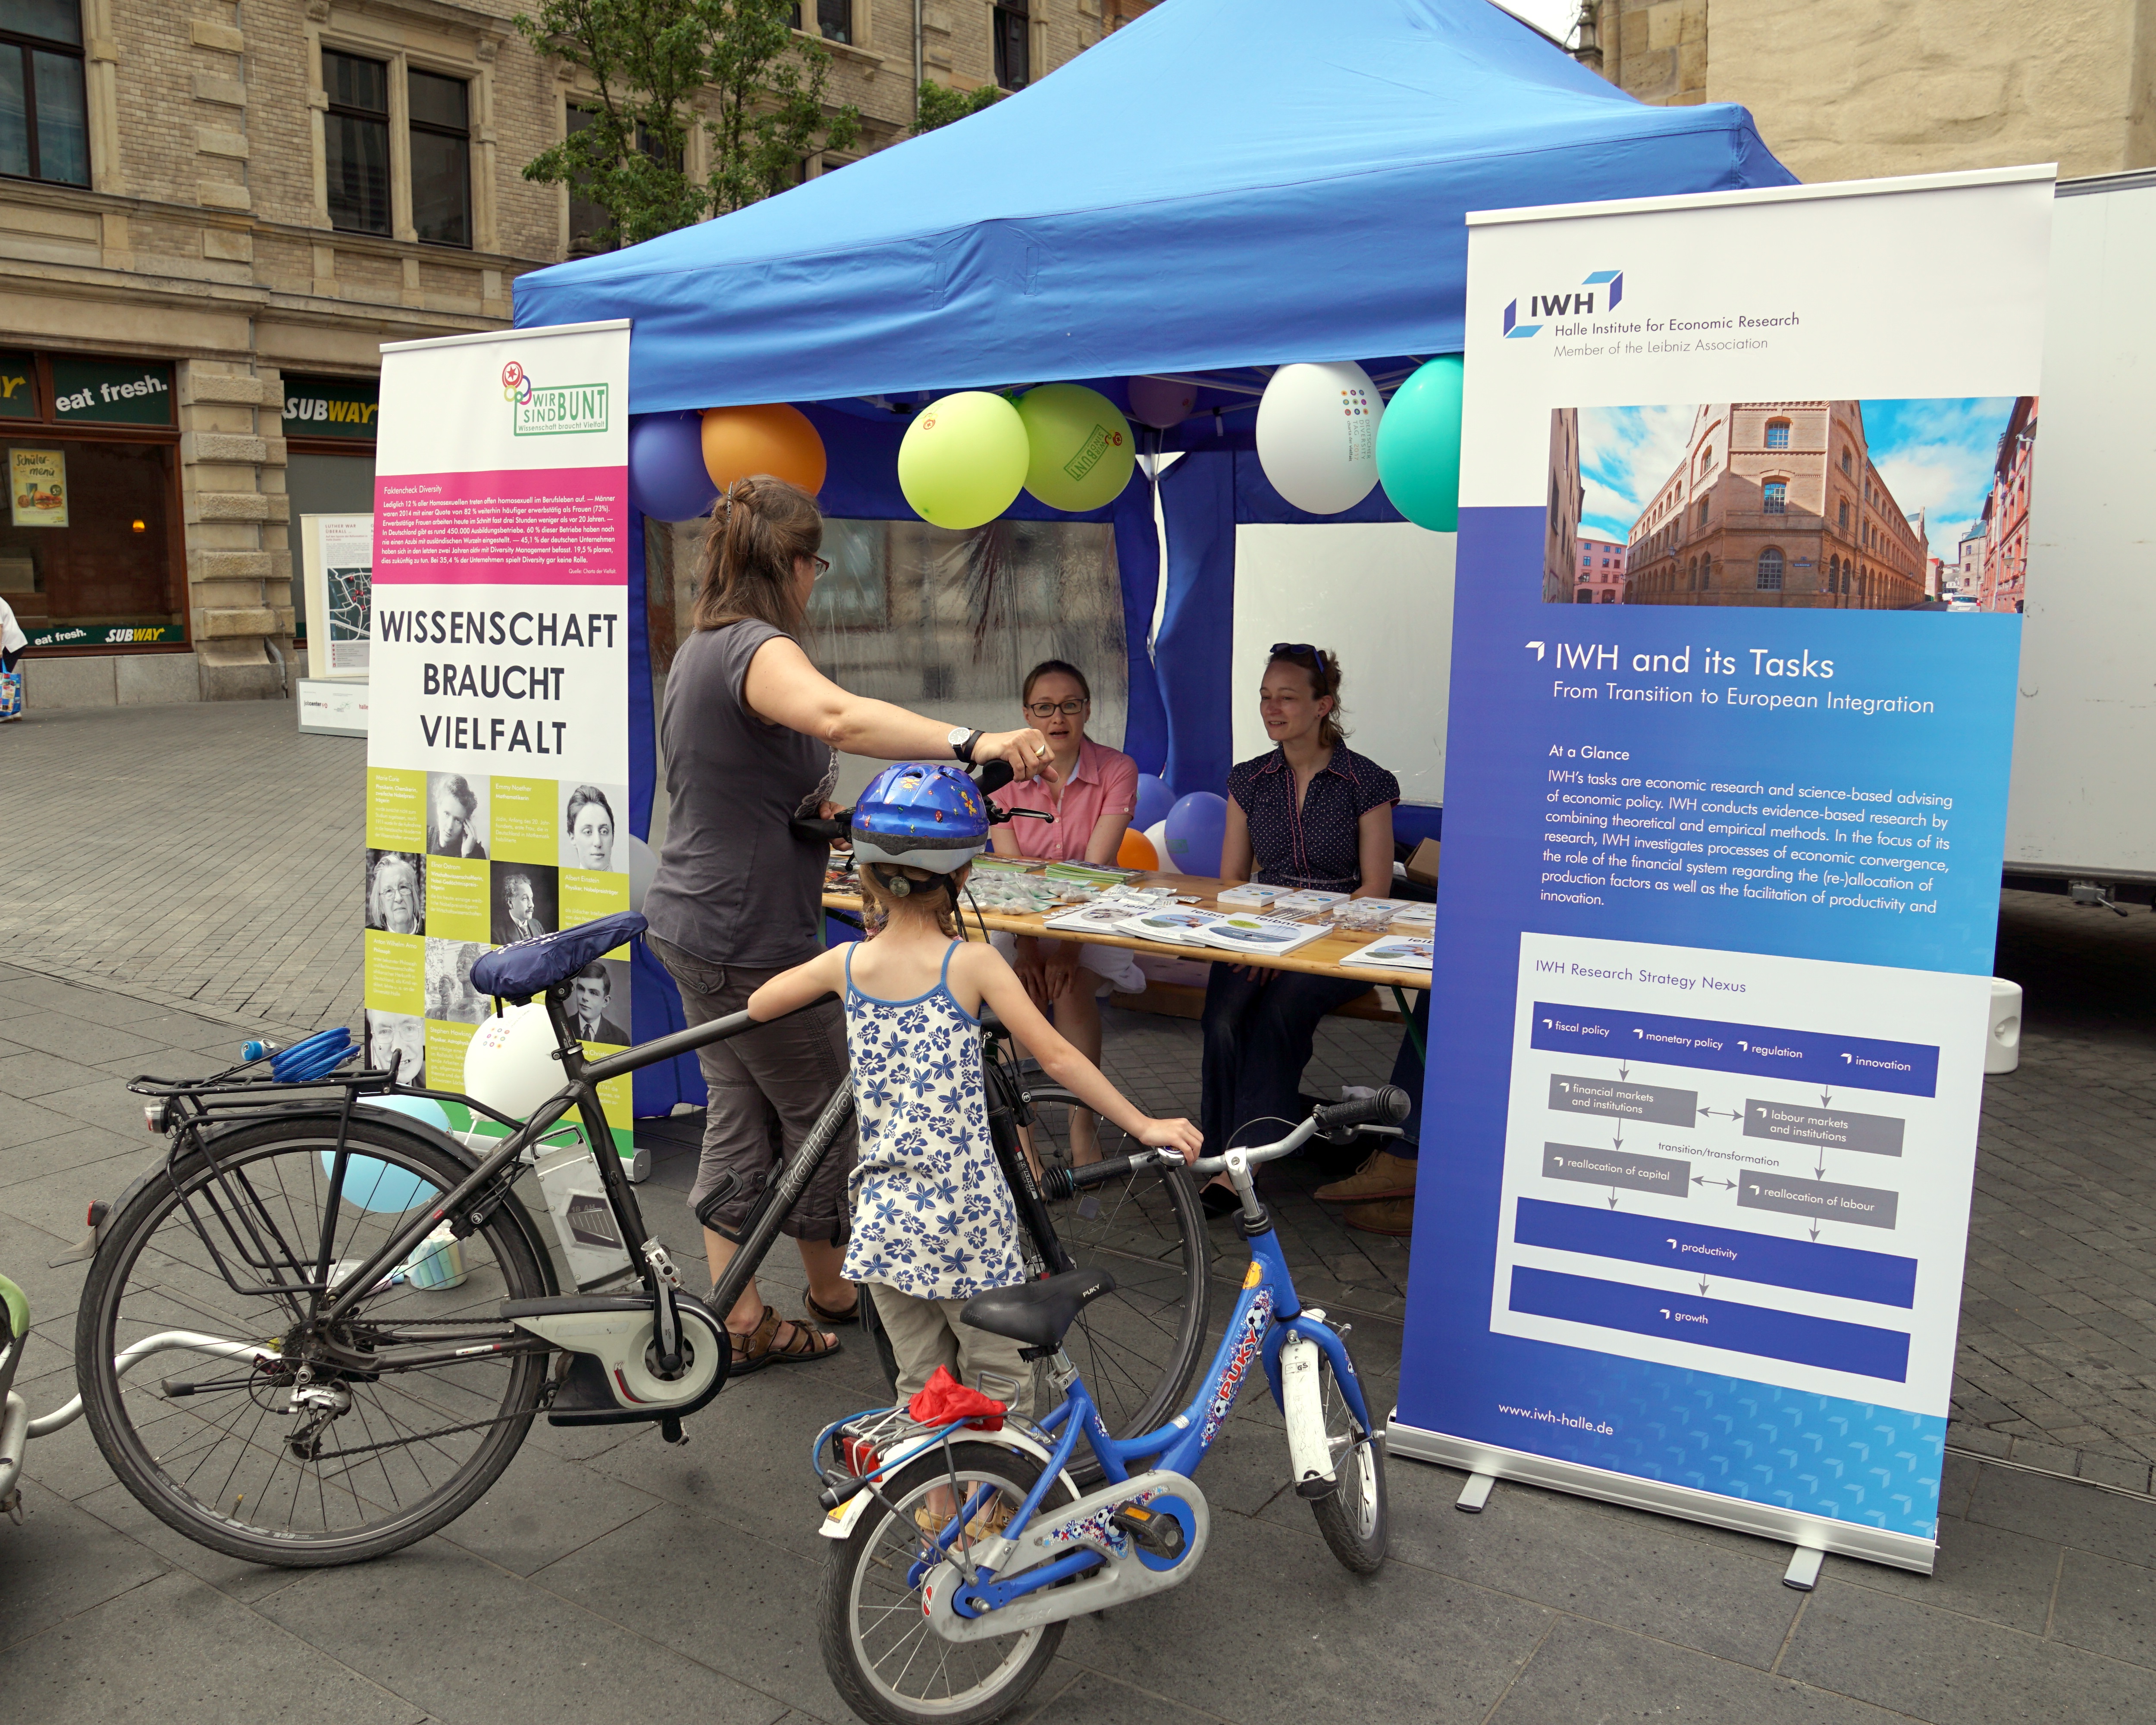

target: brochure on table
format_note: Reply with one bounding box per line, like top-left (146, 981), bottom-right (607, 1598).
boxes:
top-left (1390, 168), bottom-right (2053, 1575)
top-left (360, 320), bottom-right (636, 1165)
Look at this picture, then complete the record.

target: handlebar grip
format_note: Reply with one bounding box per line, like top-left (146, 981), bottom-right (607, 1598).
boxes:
top-left (1038, 1151), bottom-right (1156, 1200)
top-left (1311, 1085), bottom-right (1411, 1139)
top-left (973, 759), bottom-right (1015, 796)
top-left (792, 815), bottom-right (849, 847)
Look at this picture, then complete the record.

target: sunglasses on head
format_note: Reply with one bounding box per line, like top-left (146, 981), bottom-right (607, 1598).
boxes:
top-left (1269, 642), bottom-right (1328, 665)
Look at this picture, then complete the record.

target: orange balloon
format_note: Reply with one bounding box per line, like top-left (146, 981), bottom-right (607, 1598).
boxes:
top-left (1117, 828), bottom-right (1159, 872)
top-left (701, 403), bottom-right (827, 496)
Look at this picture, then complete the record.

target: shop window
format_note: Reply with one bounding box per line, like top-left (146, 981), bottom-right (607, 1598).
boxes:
top-left (993, 0), bottom-right (1031, 88)
top-left (325, 50), bottom-right (392, 236)
top-left (2, 438), bottom-right (177, 631)
top-left (1762, 480), bottom-right (1787, 514)
top-left (0, 0), bottom-right (89, 186)
top-left (409, 69), bottom-right (471, 248)
top-left (789, 0), bottom-right (852, 42)
top-left (1766, 419), bottom-right (1790, 449)
top-left (1756, 547), bottom-right (1784, 591)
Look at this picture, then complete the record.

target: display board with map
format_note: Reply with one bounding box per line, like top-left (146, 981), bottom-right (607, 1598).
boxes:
top-left (303, 512), bottom-right (373, 679)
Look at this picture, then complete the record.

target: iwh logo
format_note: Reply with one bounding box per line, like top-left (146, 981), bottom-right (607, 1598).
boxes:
top-left (1503, 270), bottom-right (1625, 339)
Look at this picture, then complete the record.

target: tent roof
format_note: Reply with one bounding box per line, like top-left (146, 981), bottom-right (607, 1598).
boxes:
top-left (514, 0), bottom-right (1795, 411)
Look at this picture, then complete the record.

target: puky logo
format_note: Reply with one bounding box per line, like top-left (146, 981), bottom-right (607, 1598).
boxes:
top-left (1503, 270), bottom-right (1625, 339)
top-left (502, 359), bottom-right (610, 436)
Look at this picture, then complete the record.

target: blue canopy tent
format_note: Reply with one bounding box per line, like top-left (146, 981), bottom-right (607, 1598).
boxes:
top-left (514, 0), bottom-right (1795, 1112)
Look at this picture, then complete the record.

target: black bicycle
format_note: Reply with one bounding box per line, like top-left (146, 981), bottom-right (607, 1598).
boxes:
top-left (78, 875), bottom-right (1206, 1565)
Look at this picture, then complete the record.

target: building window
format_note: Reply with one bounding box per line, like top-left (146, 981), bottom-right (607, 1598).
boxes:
top-left (2, 0), bottom-right (90, 186)
top-left (1598, 590), bottom-right (1614, 602)
top-left (408, 69), bottom-right (471, 248)
top-left (993, 1), bottom-right (1031, 88)
top-left (324, 51), bottom-right (392, 236)
top-left (1840, 449), bottom-right (1852, 474)
top-left (1756, 547), bottom-right (1785, 590)
top-left (1763, 480), bottom-right (1787, 514)
top-left (1696, 497), bottom-right (1708, 526)
top-left (1698, 445), bottom-right (1713, 474)
top-left (1837, 501), bottom-right (1849, 530)
top-left (1765, 419), bottom-right (1790, 449)
top-left (789, 0), bottom-right (852, 43)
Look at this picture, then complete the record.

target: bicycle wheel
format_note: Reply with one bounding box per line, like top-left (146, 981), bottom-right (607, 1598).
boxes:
top-left (77, 1115), bottom-right (553, 1567)
top-left (1308, 1333), bottom-right (1388, 1574)
top-left (821, 1440), bottom-right (1074, 1725)
top-left (1020, 1083), bottom-right (1211, 1453)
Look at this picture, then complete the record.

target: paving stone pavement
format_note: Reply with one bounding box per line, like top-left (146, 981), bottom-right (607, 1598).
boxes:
top-left (6, 699), bottom-right (2156, 1722)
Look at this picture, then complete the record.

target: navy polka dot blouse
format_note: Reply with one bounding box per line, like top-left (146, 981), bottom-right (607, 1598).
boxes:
top-left (1227, 744), bottom-right (1400, 892)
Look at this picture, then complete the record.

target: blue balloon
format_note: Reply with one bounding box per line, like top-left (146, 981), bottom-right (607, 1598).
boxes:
top-left (627, 411), bottom-right (718, 522)
top-left (1132, 773), bottom-right (1176, 832)
top-left (323, 1096), bottom-right (453, 1213)
top-left (1163, 792), bottom-right (1229, 878)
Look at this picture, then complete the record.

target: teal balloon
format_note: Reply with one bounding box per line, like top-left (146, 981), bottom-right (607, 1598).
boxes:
top-left (1375, 355), bottom-right (1464, 532)
top-left (322, 1096), bottom-right (453, 1212)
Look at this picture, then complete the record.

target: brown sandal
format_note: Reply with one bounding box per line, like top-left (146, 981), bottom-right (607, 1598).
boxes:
top-left (730, 1303), bottom-right (843, 1374)
top-left (806, 1289), bottom-right (861, 1327)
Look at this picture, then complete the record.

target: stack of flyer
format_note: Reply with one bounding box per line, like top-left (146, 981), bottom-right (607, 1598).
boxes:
top-left (1197, 913), bottom-right (1332, 956)
top-left (1389, 902), bottom-right (1435, 933)
top-left (1272, 890), bottom-right (1350, 919)
top-left (1339, 934), bottom-right (1434, 973)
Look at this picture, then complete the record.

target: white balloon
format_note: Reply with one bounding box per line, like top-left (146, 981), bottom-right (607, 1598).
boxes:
top-left (464, 1002), bottom-right (564, 1122)
top-left (626, 832), bottom-right (658, 915)
top-left (1255, 361), bottom-right (1384, 514)
top-left (1144, 819), bottom-right (1169, 864)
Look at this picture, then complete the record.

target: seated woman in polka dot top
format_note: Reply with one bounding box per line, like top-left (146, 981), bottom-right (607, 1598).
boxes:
top-left (1200, 644), bottom-right (1398, 1211)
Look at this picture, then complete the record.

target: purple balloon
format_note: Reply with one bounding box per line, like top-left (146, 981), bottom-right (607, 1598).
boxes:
top-left (1164, 792), bottom-right (1229, 878)
top-left (627, 412), bottom-right (718, 521)
top-left (1132, 773), bottom-right (1176, 832)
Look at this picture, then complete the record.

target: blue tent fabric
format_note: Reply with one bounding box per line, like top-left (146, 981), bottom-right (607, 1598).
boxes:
top-left (515, 0), bottom-right (1793, 407)
top-left (1156, 455), bottom-right (1240, 797)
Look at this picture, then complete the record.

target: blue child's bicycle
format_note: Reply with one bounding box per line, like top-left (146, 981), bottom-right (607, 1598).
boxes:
top-left (812, 1086), bottom-right (1410, 1725)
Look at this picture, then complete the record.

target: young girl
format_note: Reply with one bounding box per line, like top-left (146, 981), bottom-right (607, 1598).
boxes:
top-left (746, 762), bottom-right (1200, 1421)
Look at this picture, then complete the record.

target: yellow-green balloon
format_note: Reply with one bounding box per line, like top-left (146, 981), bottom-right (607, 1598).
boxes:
top-left (1016, 384), bottom-right (1138, 512)
top-left (898, 391), bottom-right (1030, 529)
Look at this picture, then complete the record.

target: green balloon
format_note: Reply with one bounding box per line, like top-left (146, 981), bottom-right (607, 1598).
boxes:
top-left (1016, 383), bottom-right (1138, 512)
top-left (898, 391), bottom-right (1030, 529)
top-left (1375, 355), bottom-right (1464, 532)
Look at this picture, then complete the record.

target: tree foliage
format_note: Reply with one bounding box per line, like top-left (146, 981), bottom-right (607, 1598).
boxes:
top-left (911, 79), bottom-right (1002, 137)
top-left (516, 0), bottom-right (861, 251)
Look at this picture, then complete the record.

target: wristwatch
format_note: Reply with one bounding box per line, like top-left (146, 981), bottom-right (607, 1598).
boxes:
top-left (947, 726), bottom-right (983, 763)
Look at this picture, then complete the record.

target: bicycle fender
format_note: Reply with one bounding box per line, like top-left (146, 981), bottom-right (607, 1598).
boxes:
top-left (1278, 1333), bottom-right (1335, 1496)
top-left (819, 1424), bottom-right (1083, 1534)
top-left (820, 1491), bottom-right (873, 1540)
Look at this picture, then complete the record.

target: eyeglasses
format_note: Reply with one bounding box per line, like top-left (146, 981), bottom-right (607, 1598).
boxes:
top-left (1269, 642), bottom-right (1329, 666)
top-left (809, 555), bottom-right (831, 578)
top-left (1025, 698), bottom-right (1089, 718)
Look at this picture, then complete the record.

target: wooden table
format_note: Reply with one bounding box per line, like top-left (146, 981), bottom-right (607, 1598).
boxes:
top-left (822, 871), bottom-right (1431, 1048)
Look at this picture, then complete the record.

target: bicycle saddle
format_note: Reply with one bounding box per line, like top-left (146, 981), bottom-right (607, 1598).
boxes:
top-left (960, 1267), bottom-right (1118, 1351)
top-left (472, 911), bottom-right (648, 1002)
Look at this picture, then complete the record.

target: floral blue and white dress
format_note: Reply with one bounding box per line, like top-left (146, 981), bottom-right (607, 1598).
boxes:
top-left (839, 942), bottom-right (1026, 1301)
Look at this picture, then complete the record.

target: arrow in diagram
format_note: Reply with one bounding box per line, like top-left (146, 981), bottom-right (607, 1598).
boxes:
top-left (1821, 1086), bottom-right (1836, 1104)
top-left (1659, 1308), bottom-right (1671, 1320)
top-left (1618, 1061), bottom-right (1630, 1079)
top-left (1809, 1222), bottom-right (1822, 1242)
top-left (1692, 1176), bottom-right (1737, 1190)
top-left (1699, 1106), bottom-right (1742, 1120)
top-left (1698, 1277), bottom-right (1710, 1295)
top-left (1608, 1186), bottom-right (1620, 1210)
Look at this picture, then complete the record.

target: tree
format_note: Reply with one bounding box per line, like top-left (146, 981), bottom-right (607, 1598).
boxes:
top-left (912, 79), bottom-right (1001, 137)
top-left (516, 0), bottom-right (861, 251)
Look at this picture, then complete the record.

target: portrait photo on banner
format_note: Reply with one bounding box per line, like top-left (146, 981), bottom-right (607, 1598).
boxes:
top-left (365, 848), bottom-right (426, 934)
top-left (426, 937), bottom-right (489, 1024)
top-left (364, 1007), bottom-right (426, 1085)
top-left (427, 770), bottom-right (492, 858)
top-left (558, 780), bottom-right (626, 874)
top-left (491, 861), bottom-right (557, 944)
top-left (1546, 399), bottom-right (2037, 614)
top-left (561, 955), bottom-right (631, 1048)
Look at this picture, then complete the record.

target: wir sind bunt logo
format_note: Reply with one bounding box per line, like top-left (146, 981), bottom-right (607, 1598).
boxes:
top-left (1502, 269), bottom-right (1625, 339)
top-left (501, 359), bottom-right (610, 436)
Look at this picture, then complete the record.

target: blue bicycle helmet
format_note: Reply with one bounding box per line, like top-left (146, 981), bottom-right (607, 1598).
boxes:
top-left (850, 763), bottom-right (990, 875)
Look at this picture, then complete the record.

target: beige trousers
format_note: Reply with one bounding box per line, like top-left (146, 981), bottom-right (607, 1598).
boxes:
top-left (868, 1282), bottom-right (1039, 1421)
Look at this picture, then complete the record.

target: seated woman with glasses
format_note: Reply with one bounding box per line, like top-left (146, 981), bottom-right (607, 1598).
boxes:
top-left (1200, 643), bottom-right (1399, 1214)
top-left (984, 659), bottom-right (1142, 1164)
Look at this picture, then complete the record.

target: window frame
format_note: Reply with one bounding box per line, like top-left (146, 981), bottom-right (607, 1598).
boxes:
top-left (322, 47), bottom-right (395, 238)
top-left (1765, 418), bottom-right (1791, 449)
top-left (310, 29), bottom-right (498, 252)
top-left (993, 0), bottom-right (1031, 89)
top-left (0, 0), bottom-right (91, 188)
top-left (1762, 479), bottom-right (1788, 515)
top-left (405, 65), bottom-right (473, 250)
top-left (1756, 547), bottom-right (1785, 591)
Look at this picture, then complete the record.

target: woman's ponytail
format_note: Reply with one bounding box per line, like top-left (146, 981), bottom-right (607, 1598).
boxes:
top-left (690, 474), bottom-right (824, 637)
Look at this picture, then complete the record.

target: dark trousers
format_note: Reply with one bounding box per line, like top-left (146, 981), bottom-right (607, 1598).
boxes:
top-left (1200, 964), bottom-right (1372, 1155)
top-left (1385, 991), bottom-right (1431, 1161)
top-left (0, 647), bottom-right (20, 672)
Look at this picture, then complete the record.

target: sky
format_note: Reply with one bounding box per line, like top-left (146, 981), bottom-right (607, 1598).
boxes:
top-left (1490, 1), bottom-right (1580, 47)
top-left (1576, 400), bottom-right (2017, 562)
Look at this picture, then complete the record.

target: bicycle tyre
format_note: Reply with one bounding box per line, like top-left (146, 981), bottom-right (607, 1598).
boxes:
top-left (1020, 1083), bottom-right (1211, 1462)
top-left (1308, 1333), bottom-right (1388, 1574)
top-left (78, 1116), bottom-right (553, 1568)
top-left (820, 1440), bottom-right (1074, 1725)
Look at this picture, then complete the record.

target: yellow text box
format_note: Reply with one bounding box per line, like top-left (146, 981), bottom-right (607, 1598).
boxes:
top-left (364, 929), bottom-right (425, 1013)
top-left (491, 776), bottom-right (558, 863)
top-left (426, 854), bottom-right (490, 943)
top-left (425, 1019), bottom-right (476, 1095)
top-left (367, 768), bottom-right (427, 851)
top-left (561, 868), bottom-right (630, 951)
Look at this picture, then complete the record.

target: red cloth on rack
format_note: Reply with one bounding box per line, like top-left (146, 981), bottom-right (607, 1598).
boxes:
top-left (907, 1365), bottom-right (1007, 1431)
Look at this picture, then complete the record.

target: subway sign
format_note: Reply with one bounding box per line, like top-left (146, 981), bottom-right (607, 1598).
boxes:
top-left (283, 374), bottom-right (380, 439)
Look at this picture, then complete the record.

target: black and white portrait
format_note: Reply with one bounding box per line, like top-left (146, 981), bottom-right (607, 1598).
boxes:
top-left (559, 781), bottom-right (625, 874)
top-left (364, 1007), bottom-right (427, 1085)
top-left (563, 957), bottom-right (631, 1047)
top-left (426, 772), bottom-right (489, 859)
top-left (491, 862), bottom-right (557, 945)
top-left (425, 938), bottom-right (488, 1023)
top-left (365, 849), bottom-right (426, 935)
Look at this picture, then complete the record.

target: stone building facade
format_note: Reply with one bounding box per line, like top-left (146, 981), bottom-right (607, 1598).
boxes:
top-left (1977, 395), bottom-right (2038, 614)
top-left (0, 0), bottom-right (1126, 707)
top-left (1582, 0), bottom-right (2156, 183)
top-left (1623, 401), bottom-right (1927, 612)
top-left (1573, 533), bottom-right (1627, 603)
top-left (1542, 406), bottom-right (1583, 604)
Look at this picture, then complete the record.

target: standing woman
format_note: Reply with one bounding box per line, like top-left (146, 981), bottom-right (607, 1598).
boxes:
top-left (986, 659), bottom-right (1141, 1163)
top-left (0, 591), bottom-right (26, 722)
top-left (1201, 645), bottom-right (1398, 1210)
top-left (643, 474), bottom-right (1056, 1372)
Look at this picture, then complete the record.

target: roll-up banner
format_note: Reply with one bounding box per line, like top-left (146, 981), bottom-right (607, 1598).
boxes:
top-left (362, 320), bottom-right (637, 1168)
top-left (1392, 169), bottom-right (2053, 1573)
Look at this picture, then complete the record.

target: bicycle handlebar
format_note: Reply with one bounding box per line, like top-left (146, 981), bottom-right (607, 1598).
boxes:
top-left (1035, 1086), bottom-right (1411, 1198)
top-left (790, 758), bottom-right (1045, 850)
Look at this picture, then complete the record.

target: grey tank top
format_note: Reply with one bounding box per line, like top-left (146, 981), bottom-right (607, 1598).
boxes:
top-left (643, 621), bottom-right (838, 968)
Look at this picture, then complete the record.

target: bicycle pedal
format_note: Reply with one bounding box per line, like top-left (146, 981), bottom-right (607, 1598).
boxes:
top-left (1109, 1505), bottom-right (1185, 1559)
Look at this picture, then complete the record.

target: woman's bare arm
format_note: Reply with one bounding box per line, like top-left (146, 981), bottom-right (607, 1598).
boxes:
top-left (1351, 803), bottom-right (1396, 898)
top-left (1217, 799), bottom-right (1253, 884)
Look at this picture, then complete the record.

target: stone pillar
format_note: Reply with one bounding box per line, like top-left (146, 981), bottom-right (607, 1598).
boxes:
top-left (178, 361), bottom-right (294, 700)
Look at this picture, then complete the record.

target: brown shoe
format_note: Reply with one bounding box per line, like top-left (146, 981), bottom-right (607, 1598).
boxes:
top-left (1341, 1197), bottom-right (1414, 1237)
top-left (1313, 1151), bottom-right (1417, 1205)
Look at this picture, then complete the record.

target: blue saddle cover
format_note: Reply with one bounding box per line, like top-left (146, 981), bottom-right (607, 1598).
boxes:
top-left (471, 912), bottom-right (648, 1000)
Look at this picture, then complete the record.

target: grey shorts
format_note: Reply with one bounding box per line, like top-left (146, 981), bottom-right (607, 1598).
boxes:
top-left (649, 934), bottom-right (858, 1244)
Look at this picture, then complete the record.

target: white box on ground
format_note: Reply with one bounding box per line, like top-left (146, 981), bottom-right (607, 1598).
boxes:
top-left (1987, 978), bottom-right (2023, 1075)
top-left (297, 677), bottom-right (368, 736)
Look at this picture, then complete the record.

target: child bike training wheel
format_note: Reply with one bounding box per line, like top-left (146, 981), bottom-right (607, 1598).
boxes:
top-left (821, 1440), bottom-right (1077, 1725)
top-left (77, 1115), bottom-right (555, 1567)
top-left (1309, 1333), bottom-right (1389, 1573)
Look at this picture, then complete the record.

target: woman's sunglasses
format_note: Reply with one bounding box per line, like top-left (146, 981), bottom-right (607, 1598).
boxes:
top-left (1270, 641), bottom-right (1329, 666)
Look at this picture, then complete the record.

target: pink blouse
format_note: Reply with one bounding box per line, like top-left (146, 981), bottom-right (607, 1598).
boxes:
top-left (990, 737), bottom-right (1139, 863)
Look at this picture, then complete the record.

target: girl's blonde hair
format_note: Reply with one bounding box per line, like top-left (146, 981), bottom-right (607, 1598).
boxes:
top-left (690, 474), bottom-right (824, 637)
top-left (856, 860), bottom-right (970, 940)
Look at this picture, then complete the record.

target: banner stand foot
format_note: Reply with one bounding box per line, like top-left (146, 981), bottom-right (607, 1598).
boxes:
top-left (1783, 1546), bottom-right (1824, 1592)
top-left (1455, 1472), bottom-right (1496, 1513)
